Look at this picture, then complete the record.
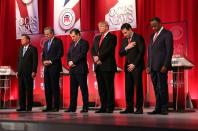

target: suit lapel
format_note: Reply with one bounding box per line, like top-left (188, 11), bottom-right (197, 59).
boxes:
top-left (99, 32), bottom-right (109, 49)
top-left (152, 29), bottom-right (164, 46)
top-left (23, 45), bottom-right (31, 57)
top-left (47, 39), bottom-right (54, 53)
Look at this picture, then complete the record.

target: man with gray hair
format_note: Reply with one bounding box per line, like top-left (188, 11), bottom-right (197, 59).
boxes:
top-left (42, 27), bottom-right (64, 112)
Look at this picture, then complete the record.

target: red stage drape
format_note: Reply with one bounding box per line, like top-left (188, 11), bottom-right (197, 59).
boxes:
top-left (0, 0), bottom-right (198, 107)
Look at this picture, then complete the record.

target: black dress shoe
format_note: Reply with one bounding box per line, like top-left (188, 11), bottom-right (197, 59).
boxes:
top-left (160, 110), bottom-right (168, 115)
top-left (26, 108), bottom-right (32, 112)
top-left (106, 109), bottom-right (114, 113)
top-left (95, 109), bottom-right (106, 113)
top-left (120, 109), bottom-right (134, 114)
top-left (52, 109), bottom-right (59, 112)
top-left (16, 108), bottom-right (26, 112)
top-left (64, 109), bottom-right (76, 112)
top-left (147, 110), bottom-right (161, 115)
top-left (42, 108), bottom-right (52, 112)
top-left (134, 109), bottom-right (143, 114)
top-left (80, 109), bottom-right (88, 113)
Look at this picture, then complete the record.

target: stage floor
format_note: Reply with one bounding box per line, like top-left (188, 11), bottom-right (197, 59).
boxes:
top-left (0, 108), bottom-right (197, 131)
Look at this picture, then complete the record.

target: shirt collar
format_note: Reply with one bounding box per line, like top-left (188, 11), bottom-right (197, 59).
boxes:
top-left (23, 44), bottom-right (29, 48)
top-left (157, 26), bottom-right (164, 35)
top-left (102, 31), bottom-right (109, 37)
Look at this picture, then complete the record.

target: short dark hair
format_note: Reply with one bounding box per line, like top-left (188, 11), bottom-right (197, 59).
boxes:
top-left (150, 17), bottom-right (161, 23)
top-left (21, 34), bottom-right (30, 41)
top-left (121, 23), bottom-right (132, 30)
top-left (44, 26), bottom-right (54, 34)
top-left (70, 28), bottom-right (81, 35)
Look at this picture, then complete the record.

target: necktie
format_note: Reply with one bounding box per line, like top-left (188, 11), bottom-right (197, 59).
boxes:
top-left (128, 37), bottom-right (132, 44)
top-left (99, 35), bottom-right (104, 48)
top-left (47, 40), bottom-right (51, 51)
top-left (153, 32), bottom-right (158, 43)
top-left (23, 47), bottom-right (27, 56)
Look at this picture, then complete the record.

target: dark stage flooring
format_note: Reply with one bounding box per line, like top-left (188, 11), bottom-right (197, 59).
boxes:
top-left (0, 108), bottom-right (197, 131)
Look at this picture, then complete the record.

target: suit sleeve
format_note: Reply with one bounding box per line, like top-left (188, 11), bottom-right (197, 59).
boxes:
top-left (50, 39), bottom-right (64, 63)
top-left (32, 47), bottom-right (38, 73)
top-left (73, 41), bottom-right (89, 65)
top-left (99, 35), bottom-right (117, 61)
top-left (147, 35), bottom-right (153, 68)
top-left (17, 48), bottom-right (22, 72)
top-left (42, 43), bottom-right (46, 62)
top-left (133, 36), bottom-right (145, 66)
top-left (119, 40), bottom-right (128, 57)
top-left (67, 44), bottom-right (72, 63)
top-left (163, 32), bottom-right (173, 68)
top-left (91, 36), bottom-right (98, 56)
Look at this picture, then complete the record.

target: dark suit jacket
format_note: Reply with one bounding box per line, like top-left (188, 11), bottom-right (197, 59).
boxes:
top-left (147, 28), bottom-right (173, 71)
top-left (91, 32), bottom-right (117, 72)
top-left (42, 37), bottom-right (64, 72)
top-left (67, 39), bottom-right (89, 74)
top-left (119, 33), bottom-right (145, 71)
top-left (17, 44), bottom-right (38, 76)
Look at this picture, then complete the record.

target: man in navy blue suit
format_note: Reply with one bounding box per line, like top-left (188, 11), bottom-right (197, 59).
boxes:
top-left (42, 27), bottom-right (64, 112)
top-left (65, 28), bottom-right (89, 113)
top-left (147, 17), bottom-right (173, 115)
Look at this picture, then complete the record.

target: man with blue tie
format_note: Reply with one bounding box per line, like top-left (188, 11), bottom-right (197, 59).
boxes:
top-left (65, 28), bottom-right (89, 113)
top-left (42, 27), bottom-right (64, 112)
top-left (16, 34), bottom-right (38, 112)
top-left (147, 17), bottom-right (173, 115)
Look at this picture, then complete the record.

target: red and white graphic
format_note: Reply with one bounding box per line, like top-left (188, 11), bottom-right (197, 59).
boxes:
top-left (15, 0), bottom-right (39, 39)
top-left (54, 0), bottom-right (80, 35)
top-left (105, 0), bottom-right (137, 31)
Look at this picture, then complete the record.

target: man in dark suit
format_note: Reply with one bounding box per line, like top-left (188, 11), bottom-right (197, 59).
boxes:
top-left (119, 23), bottom-right (145, 114)
top-left (92, 21), bottom-right (117, 113)
top-left (42, 27), bottom-right (64, 112)
top-left (17, 34), bottom-right (38, 112)
top-left (65, 28), bottom-right (89, 113)
top-left (147, 17), bottom-right (173, 115)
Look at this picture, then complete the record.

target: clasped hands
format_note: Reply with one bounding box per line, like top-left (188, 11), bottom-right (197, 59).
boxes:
top-left (93, 56), bottom-right (102, 65)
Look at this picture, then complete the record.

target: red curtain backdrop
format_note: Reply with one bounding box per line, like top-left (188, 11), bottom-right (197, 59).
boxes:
top-left (0, 0), bottom-right (198, 107)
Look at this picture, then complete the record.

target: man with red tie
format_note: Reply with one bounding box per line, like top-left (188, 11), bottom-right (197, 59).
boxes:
top-left (92, 21), bottom-right (117, 113)
top-left (147, 17), bottom-right (173, 115)
top-left (119, 23), bottom-right (145, 114)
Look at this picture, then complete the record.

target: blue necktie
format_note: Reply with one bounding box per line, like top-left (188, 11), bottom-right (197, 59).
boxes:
top-left (23, 47), bottom-right (27, 56)
top-left (47, 40), bottom-right (51, 51)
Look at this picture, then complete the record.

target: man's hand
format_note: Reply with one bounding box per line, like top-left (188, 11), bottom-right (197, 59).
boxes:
top-left (146, 67), bottom-right (150, 74)
top-left (43, 60), bottom-right (52, 66)
top-left (160, 66), bottom-right (167, 73)
top-left (32, 72), bottom-right (36, 78)
top-left (68, 61), bottom-right (76, 67)
top-left (93, 56), bottom-right (99, 63)
top-left (16, 72), bottom-right (18, 78)
top-left (125, 42), bottom-right (136, 50)
top-left (96, 60), bottom-right (102, 65)
top-left (127, 64), bottom-right (135, 72)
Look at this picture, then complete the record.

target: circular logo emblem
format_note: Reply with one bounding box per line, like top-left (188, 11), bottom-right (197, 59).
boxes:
top-left (170, 25), bottom-right (184, 40)
top-left (22, 0), bottom-right (33, 4)
top-left (59, 8), bottom-right (75, 30)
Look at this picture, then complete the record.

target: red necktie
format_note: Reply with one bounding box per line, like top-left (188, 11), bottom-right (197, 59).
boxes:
top-left (128, 37), bottom-right (132, 44)
top-left (99, 35), bottom-right (104, 48)
top-left (153, 32), bottom-right (158, 43)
